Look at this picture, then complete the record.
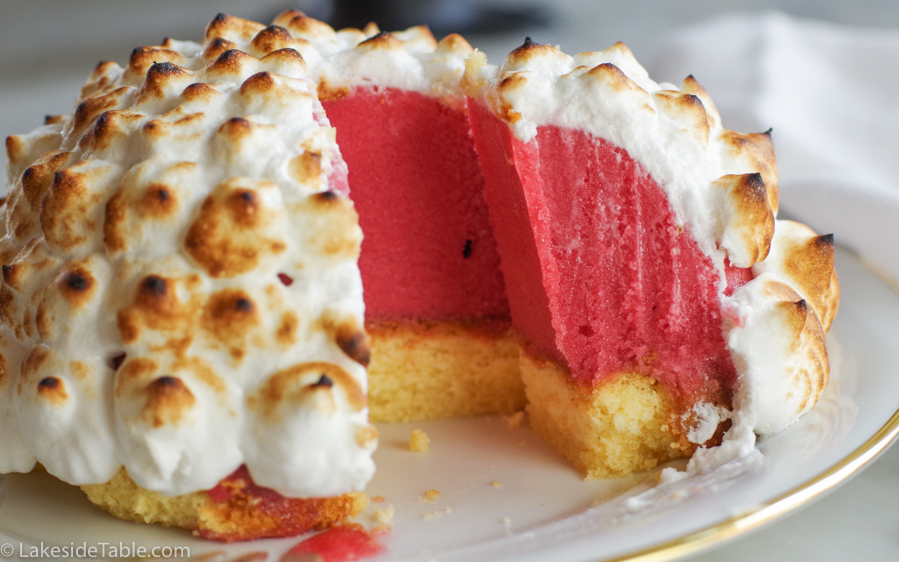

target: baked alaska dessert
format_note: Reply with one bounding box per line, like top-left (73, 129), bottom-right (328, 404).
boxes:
top-left (463, 40), bottom-right (838, 477)
top-left (0, 11), bottom-right (838, 539)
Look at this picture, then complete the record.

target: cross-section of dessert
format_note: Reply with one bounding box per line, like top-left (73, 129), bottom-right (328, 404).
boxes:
top-left (259, 10), bottom-right (525, 423)
top-left (463, 38), bottom-right (839, 478)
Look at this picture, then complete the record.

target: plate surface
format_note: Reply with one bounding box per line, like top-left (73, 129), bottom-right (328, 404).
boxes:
top-left (1, 246), bottom-right (897, 562)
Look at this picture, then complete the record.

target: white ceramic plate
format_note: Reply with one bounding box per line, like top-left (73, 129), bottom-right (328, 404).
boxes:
top-left (1, 246), bottom-right (897, 562)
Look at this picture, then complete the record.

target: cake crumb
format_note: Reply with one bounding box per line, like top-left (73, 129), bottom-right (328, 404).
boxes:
top-left (422, 507), bottom-right (452, 521)
top-left (373, 504), bottom-right (395, 525)
top-left (372, 495), bottom-right (386, 503)
top-left (409, 429), bottom-right (430, 452)
top-left (491, 481), bottom-right (502, 488)
top-left (371, 523), bottom-right (392, 535)
top-left (419, 489), bottom-right (441, 503)
top-left (503, 411), bottom-right (525, 428)
top-left (502, 517), bottom-right (512, 532)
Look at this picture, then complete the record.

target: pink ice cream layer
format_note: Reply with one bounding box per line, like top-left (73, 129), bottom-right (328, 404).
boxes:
top-left (322, 87), bottom-right (509, 321)
top-left (468, 100), bottom-right (745, 402)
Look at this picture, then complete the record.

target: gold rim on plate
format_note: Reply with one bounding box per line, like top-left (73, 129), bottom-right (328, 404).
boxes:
top-left (604, 250), bottom-right (899, 562)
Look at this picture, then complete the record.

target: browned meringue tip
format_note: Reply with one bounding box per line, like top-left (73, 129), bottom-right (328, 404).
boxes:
top-left (680, 75), bottom-right (722, 130)
top-left (653, 90), bottom-right (711, 144)
top-left (204, 12), bottom-right (267, 44)
top-left (719, 129), bottom-right (778, 214)
top-left (712, 172), bottom-right (775, 268)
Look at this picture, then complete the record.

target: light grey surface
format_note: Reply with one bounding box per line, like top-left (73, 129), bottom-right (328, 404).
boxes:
top-left (4, 0), bottom-right (899, 153)
top-left (1, 1), bottom-right (898, 561)
top-left (688, 441), bottom-right (899, 561)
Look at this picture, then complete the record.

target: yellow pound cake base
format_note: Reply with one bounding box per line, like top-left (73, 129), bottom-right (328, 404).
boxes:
top-left (367, 319), bottom-right (526, 422)
top-left (81, 469), bottom-right (368, 542)
top-left (520, 347), bottom-right (696, 479)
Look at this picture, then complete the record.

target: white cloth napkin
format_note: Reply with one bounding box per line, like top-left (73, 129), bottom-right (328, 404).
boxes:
top-left (647, 12), bottom-right (899, 284)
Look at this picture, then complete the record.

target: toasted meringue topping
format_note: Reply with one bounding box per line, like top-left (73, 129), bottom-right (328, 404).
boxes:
top-left (727, 272), bottom-right (829, 436)
top-left (752, 220), bottom-right (839, 331)
top-left (0, 15), bottom-right (375, 497)
top-left (178, 12), bottom-right (473, 106)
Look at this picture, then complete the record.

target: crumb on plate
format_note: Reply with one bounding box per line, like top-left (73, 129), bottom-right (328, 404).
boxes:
top-left (422, 507), bottom-right (452, 521)
top-left (419, 489), bottom-right (440, 503)
top-left (374, 504), bottom-right (395, 525)
top-left (409, 429), bottom-right (430, 452)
